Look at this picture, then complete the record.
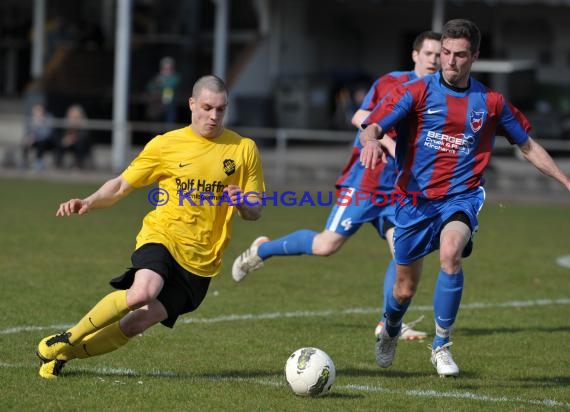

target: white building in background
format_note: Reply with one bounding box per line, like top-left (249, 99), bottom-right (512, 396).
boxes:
top-left (230, 0), bottom-right (570, 123)
top-left (1, 0), bottom-right (569, 172)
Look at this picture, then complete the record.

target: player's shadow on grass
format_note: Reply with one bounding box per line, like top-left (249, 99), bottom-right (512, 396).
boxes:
top-left (323, 392), bottom-right (364, 399)
top-left (513, 375), bottom-right (570, 388)
top-left (338, 367), bottom-right (476, 379)
top-left (66, 367), bottom-right (282, 380)
top-left (458, 325), bottom-right (570, 336)
top-left (163, 370), bottom-right (363, 399)
top-left (61, 367), bottom-right (363, 398)
top-left (62, 365), bottom-right (478, 383)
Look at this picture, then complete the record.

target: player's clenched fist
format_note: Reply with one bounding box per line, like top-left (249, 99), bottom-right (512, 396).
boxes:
top-left (223, 184), bottom-right (242, 205)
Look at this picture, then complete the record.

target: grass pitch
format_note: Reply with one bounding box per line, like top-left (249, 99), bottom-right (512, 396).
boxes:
top-left (0, 178), bottom-right (569, 411)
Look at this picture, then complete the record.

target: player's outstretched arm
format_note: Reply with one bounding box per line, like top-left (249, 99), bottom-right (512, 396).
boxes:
top-left (224, 184), bottom-right (262, 221)
top-left (359, 123), bottom-right (386, 169)
top-left (56, 175), bottom-right (135, 216)
top-left (518, 137), bottom-right (570, 191)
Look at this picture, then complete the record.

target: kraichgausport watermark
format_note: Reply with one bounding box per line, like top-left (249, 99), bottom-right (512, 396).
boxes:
top-left (146, 188), bottom-right (422, 207)
top-left (148, 188), bottom-right (170, 206)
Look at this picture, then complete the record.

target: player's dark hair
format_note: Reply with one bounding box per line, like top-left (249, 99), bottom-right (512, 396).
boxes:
top-left (441, 19), bottom-right (481, 54)
top-left (192, 75), bottom-right (227, 98)
top-left (412, 31), bottom-right (441, 52)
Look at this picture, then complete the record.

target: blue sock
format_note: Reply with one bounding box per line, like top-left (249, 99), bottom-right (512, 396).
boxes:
top-left (384, 290), bottom-right (410, 337)
top-left (257, 229), bottom-right (316, 260)
top-left (432, 269), bottom-right (464, 349)
top-left (381, 260), bottom-right (396, 322)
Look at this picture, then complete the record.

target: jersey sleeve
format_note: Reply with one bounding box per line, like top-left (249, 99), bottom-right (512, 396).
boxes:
top-left (360, 75), bottom-right (403, 111)
top-left (359, 79), bottom-right (379, 111)
top-left (121, 135), bottom-right (164, 188)
top-left (241, 139), bottom-right (266, 196)
top-left (363, 83), bottom-right (413, 132)
top-left (497, 98), bottom-right (531, 145)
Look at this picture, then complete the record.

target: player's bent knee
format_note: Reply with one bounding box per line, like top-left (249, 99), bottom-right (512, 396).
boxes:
top-left (439, 249), bottom-right (462, 270)
top-left (127, 270), bottom-right (164, 309)
top-left (312, 243), bottom-right (339, 256)
top-left (312, 234), bottom-right (345, 256)
top-left (439, 241), bottom-right (464, 272)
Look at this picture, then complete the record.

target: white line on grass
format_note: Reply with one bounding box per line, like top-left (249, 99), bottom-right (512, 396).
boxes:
top-left (2, 362), bottom-right (568, 408)
top-left (179, 297), bottom-right (570, 325)
top-left (342, 384), bottom-right (570, 408)
top-left (2, 297), bottom-right (569, 335)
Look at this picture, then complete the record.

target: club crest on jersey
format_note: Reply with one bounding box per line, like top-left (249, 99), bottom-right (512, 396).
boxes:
top-left (469, 110), bottom-right (485, 133)
top-left (223, 159), bottom-right (236, 176)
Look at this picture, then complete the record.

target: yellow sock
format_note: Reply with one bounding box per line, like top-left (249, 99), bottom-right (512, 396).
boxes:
top-left (62, 321), bottom-right (130, 360)
top-left (67, 290), bottom-right (130, 344)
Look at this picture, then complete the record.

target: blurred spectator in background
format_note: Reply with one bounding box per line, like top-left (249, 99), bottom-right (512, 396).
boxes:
top-left (22, 102), bottom-right (55, 171)
top-left (146, 56), bottom-right (181, 124)
top-left (56, 104), bottom-right (91, 170)
top-left (23, 80), bottom-right (47, 120)
top-left (332, 84), bottom-right (369, 130)
top-left (332, 86), bottom-right (353, 129)
top-left (352, 85), bottom-right (368, 111)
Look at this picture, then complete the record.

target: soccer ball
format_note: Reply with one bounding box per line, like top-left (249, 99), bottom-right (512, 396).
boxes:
top-left (284, 347), bottom-right (336, 397)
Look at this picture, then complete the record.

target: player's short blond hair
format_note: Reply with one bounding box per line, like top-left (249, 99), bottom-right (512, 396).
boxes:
top-left (192, 75), bottom-right (227, 98)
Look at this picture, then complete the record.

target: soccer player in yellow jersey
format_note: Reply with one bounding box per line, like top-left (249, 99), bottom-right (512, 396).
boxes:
top-left (36, 75), bottom-right (266, 379)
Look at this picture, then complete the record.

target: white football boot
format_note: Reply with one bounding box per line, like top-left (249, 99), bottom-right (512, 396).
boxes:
top-left (375, 326), bottom-right (399, 368)
top-left (430, 342), bottom-right (459, 377)
top-left (374, 315), bottom-right (427, 341)
top-left (231, 236), bottom-right (269, 282)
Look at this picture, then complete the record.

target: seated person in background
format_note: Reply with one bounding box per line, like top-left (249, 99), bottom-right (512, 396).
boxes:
top-left (22, 103), bottom-right (55, 171)
top-left (56, 104), bottom-right (91, 169)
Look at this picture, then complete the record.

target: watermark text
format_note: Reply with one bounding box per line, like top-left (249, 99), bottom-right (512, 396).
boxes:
top-left (146, 188), bottom-right (421, 207)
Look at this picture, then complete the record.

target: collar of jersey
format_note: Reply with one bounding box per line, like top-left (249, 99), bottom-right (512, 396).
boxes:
top-left (438, 70), bottom-right (470, 93)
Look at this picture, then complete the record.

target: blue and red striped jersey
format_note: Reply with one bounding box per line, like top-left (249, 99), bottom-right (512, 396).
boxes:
top-left (336, 71), bottom-right (417, 193)
top-left (364, 71), bottom-right (531, 199)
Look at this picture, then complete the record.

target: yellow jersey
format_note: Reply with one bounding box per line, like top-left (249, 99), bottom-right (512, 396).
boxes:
top-left (122, 126), bottom-right (265, 277)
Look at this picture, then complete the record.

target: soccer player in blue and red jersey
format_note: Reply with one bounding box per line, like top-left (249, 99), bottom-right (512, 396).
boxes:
top-left (360, 19), bottom-right (570, 377)
top-left (232, 32), bottom-right (441, 341)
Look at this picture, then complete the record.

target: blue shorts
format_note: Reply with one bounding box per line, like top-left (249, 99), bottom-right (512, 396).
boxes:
top-left (324, 187), bottom-right (396, 239)
top-left (393, 187), bottom-right (486, 264)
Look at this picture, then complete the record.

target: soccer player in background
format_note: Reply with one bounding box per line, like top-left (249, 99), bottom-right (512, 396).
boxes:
top-left (360, 19), bottom-right (570, 377)
top-left (36, 75), bottom-right (266, 379)
top-left (232, 31), bottom-right (442, 341)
